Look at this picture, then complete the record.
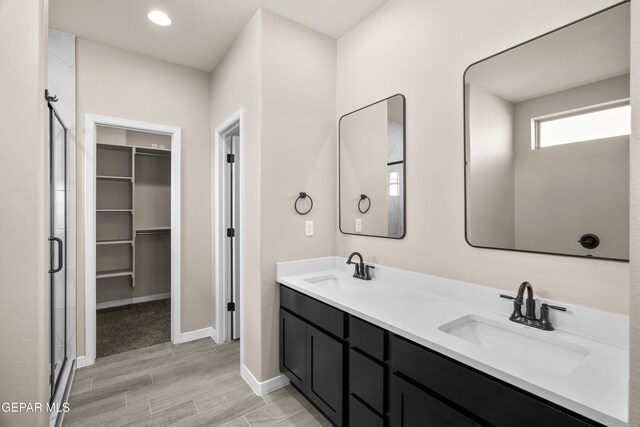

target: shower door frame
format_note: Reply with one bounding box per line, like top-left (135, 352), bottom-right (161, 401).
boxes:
top-left (48, 101), bottom-right (69, 401)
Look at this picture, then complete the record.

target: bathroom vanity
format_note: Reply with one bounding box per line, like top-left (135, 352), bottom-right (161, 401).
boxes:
top-left (276, 257), bottom-right (628, 427)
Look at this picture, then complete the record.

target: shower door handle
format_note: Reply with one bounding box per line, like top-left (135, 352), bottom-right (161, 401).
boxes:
top-left (49, 237), bottom-right (64, 273)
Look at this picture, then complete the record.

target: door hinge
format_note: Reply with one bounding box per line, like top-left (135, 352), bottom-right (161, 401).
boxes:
top-left (226, 228), bottom-right (235, 238)
top-left (227, 302), bottom-right (236, 312)
top-left (227, 154), bottom-right (235, 163)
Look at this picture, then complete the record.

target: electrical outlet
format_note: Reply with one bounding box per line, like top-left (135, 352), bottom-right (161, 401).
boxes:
top-left (355, 218), bottom-right (362, 233)
top-left (305, 221), bottom-right (314, 236)
top-left (151, 143), bottom-right (158, 148)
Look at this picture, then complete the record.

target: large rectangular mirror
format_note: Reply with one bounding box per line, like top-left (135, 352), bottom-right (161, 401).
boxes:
top-left (464, 2), bottom-right (630, 261)
top-left (340, 94), bottom-right (406, 238)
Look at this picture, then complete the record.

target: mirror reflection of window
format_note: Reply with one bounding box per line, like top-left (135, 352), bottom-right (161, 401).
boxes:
top-left (389, 171), bottom-right (400, 197)
top-left (534, 101), bottom-right (630, 149)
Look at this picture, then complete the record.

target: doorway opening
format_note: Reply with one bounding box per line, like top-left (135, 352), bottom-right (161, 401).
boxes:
top-left (84, 115), bottom-right (181, 366)
top-left (214, 110), bottom-right (243, 346)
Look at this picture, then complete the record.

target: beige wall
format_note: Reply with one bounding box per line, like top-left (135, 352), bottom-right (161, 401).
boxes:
top-left (259, 9), bottom-right (337, 380)
top-left (210, 9), bottom-right (336, 381)
top-left (76, 38), bottom-right (212, 355)
top-left (513, 75), bottom-right (629, 258)
top-left (210, 10), bottom-right (263, 376)
top-left (629, 0), bottom-right (639, 423)
top-left (0, 0), bottom-right (50, 425)
top-left (466, 84), bottom-right (515, 248)
top-left (336, 0), bottom-right (629, 314)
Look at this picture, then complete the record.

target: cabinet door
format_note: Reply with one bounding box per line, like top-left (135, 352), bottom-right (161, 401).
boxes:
top-left (307, 324), bottom-right (344, 426)
top-left (280, 309), bottom-right (307, 391)
top-left (390, 374), bottom-right (474, 427)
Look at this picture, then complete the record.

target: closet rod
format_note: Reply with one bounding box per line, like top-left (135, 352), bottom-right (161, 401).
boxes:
top-left (136, 230), bottom-right (171, 235)
top-left (135, 152), bottom-right (171, 158)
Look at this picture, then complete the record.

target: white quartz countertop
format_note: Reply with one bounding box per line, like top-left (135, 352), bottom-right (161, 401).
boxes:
top-left (276, 257), bottom-right (629, 426)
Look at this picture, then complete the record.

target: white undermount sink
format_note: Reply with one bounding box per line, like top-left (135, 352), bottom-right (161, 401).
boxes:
top-left (439, 315), bottom-right (590, 375)
top-left (304, 274), bottom-right (374, 291)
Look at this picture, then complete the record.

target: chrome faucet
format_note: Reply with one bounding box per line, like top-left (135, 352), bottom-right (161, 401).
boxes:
top-left (346, 252), bottom-right (375, 280)
top-left (500, 282), bottom-right (566, 331)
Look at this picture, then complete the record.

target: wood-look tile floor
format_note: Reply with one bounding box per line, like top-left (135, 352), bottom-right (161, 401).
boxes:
top-left (63, 338), bottom-right (330, 427)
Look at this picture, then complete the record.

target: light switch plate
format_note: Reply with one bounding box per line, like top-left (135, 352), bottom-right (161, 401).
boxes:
top-left (305, 221), bottom-right (314, 236)
top-left (355, 218), bottom-right (362, 233)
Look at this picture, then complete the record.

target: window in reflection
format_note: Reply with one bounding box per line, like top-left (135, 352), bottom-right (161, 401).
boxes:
top-left (534, 102), bottom-right (630, 149)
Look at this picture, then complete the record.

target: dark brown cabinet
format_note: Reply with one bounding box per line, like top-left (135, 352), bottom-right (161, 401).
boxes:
top-left (279, 286), bottom-right (346, 426)
top-left (391, 335), bottom-right (597, 427)
top-left (278, 284), bottom-right (602, 427)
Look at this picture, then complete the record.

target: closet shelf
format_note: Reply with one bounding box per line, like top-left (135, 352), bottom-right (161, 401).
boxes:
top-left (135, 151), bottom-right (171, 158)
top-left (96, 240), bottom-right (133, 246)
top-left (97, 142), bottom-right (133, 151)
top-left (96, 269), bottom-right (133, 279)
top-left (136, 146), bottom-right (171, 154)
top-left (97, 209), bottom-right (133, 213)
top-left (135, 227), bottom-right (170, 233)
top-left (97, 175), bottom-right (133, 181)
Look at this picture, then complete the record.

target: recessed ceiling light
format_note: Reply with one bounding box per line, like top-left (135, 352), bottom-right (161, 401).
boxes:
top-left (148, 10), bottom-right (171, 26)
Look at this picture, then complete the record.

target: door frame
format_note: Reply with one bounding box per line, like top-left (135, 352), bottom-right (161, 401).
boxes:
top-left (213, 109), bottom-right (244, 349)
top-left (84, 114), bottom-right (182, 366)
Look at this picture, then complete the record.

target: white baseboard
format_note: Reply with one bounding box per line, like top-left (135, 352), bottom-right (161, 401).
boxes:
top-left (96, 293), bottom-right (171, 310)
top-left (76, 356), bottom-right (87, 369)
top-left (180, 327), bottom-right (218, 344)
top-left (241, 364), bottom-right (290, 396)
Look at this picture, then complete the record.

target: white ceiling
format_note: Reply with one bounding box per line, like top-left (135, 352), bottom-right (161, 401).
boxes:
top-left (465, 3), bottom-right (630, 103)
top-left (49, 0), bottom-right (389, 72)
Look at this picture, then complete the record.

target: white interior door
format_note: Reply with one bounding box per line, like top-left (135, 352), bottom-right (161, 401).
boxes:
top-left (223, 133), bottom-right (241, 340)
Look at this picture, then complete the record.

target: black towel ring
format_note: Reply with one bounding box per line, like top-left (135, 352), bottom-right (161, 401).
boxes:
top-left (295, 192), bottom-right (313, 215)
top-left (358, 194), bottom-right (371, 214)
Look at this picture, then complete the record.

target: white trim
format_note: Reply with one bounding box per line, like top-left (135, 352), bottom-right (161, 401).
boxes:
top-left (180, 327), bottom-right (218, 344)
top-left (171, 129), bottom-right (182, 345)
top-left (96, 293), bottom-right (171, 310)
top-left (84, 114), bottom-right (182, 366)
top-left (76, 356), bottom-right (87, 369)
top-left (241, 364), bottom-right (290, 396)
top-left (213, 109), bottom-right (245, 369)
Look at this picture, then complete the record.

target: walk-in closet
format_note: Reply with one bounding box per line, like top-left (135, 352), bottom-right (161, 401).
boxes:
top-left (95, 126), bottom-right (172, 357)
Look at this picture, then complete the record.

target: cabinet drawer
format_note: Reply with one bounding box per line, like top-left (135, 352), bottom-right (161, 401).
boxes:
top-left (280, 285), bottom-right (345, 338)
top-left (391, 335), bottom-right (598, 427)
top-left (350, 315), bottom-right (386, 361)
top-left (350, 395), bottom-right (384, 427)
top-left (349, 349), bottom-right (385, 413)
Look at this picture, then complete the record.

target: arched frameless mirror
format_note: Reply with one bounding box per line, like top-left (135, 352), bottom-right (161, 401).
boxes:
top-left (464, 1), bottom-right (630, 261)
top-left (339, 94), bottom-right (406, 239)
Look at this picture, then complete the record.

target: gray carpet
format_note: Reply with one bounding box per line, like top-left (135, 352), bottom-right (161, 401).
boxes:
top-left (96, 299), bottom-right (171, 358)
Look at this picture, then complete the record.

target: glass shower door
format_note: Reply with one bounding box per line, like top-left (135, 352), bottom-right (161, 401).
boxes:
top-left (49, 102), bottom-right (68, 400)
